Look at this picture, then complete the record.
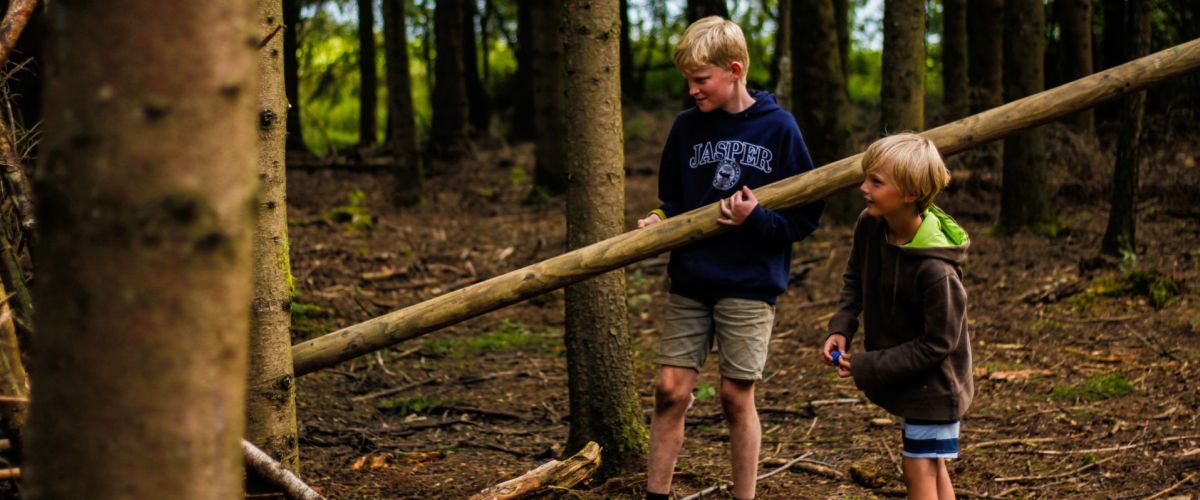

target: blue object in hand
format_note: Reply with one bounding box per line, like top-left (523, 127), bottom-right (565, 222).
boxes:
top-left (830, 349), bottom-right (841, 367)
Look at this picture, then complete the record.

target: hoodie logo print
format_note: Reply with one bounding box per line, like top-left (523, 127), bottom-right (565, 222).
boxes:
top-left (713, 157), bottom-right (740, 190)
top-left (688, 140), bottom-right (773, 190)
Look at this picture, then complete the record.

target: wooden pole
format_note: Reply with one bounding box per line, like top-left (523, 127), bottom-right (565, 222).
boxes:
top-left (292, 38), bottom-right (1200, 377)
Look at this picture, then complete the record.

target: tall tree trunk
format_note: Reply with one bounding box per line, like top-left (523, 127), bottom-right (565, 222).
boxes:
top-left (561, 0), bottom-right (647, 479)
top-left (833, 0), bottom-right (849, 85)
top-left (770, 0), bottom-right (791, 111)
top-left (530, 0), bottom-right (567, 197)
top-left (941, 0), bottom-right (969, 122)
top-left (881, 0), bottom-right (925, 132)
top-left (27, 1), bottom-right (256, 497)
top-left (0, 278), bottom-right (27, 455)
top-left (620, 0), bottom-right (639, 101)
top-left (247, 1), bottom-right (300, 495)
top-left (358, 0), bottom-right (377, 148)
top-left (1100, 0), bottom-right (1125, 70)
top-left (997, 0), bottom-right (1052, 235)
top-left (686, 0), bottom-right (729, 21)
top-left (1055, 0), bottom-right (1094, 134)
top-left (384, 0), bottom-right (420, 194)
top-left (792, 0), bottom-right (855, 221)
top-left (510, 0), bottom-right (536, 142)
top-left (968, 0), bottom-right (1004, 170)
top-left (284, 0), bottom-right (307, 152)
top-left (1101, 0), bottom-right (1150, 257)
top-left (463, 0), bottom-right (490, 136)
top-left (431, 0), bottom-right (469, 160)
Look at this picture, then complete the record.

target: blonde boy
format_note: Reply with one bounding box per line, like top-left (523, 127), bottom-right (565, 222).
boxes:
top-left (823, 133), bottom-right (974, 500)
top-left (637, 16), bottom-right (823, 500)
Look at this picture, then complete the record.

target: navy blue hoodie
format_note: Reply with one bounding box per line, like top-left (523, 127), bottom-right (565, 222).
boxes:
top-left (657, 90), bottom-right (824, 304)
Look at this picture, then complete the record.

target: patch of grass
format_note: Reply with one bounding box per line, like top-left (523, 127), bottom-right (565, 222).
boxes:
top-left (627, 292), bottom-right (653, 309)
top-left (424, 319), bottom-right (560, 358)
top-left (625, 114), bottom-right (650, 142)
top-left (1090, 270), bottom-right (1182, 309)
top-left (290, 299), bottom-right (337, 339)
top-left (377, 395), bottom-right (448, 414)
top-left (1051, 373), bottom-right (1134, 402)
top-left (694, 383), bottom-right (717, 403)
top-left (628, 269), bottom-right (653, 289)
top-left (508, 165), bottom-right (528, 186)
top-left (325, 189), bottom-right (376, 235)
top-left (527, 290), bottom-right (562, 307)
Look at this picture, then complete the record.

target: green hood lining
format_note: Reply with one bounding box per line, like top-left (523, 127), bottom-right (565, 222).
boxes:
top-left (903, 206), bottom-right (969, 249)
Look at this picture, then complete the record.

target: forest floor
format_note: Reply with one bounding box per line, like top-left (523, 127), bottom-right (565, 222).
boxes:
top-left (286, 107), bottom-right (1200, 499)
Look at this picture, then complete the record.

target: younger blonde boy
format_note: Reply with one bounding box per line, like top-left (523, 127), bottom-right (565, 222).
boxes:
top-left (823, 133), bottom-right (974, 500)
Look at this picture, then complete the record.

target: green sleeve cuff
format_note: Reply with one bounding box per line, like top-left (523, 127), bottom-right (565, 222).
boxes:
top-left (648, 209), bottom-right (667, 220)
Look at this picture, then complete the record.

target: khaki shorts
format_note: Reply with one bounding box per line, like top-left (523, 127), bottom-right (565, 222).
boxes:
top-left (655, 294), bottom-right (776, 380)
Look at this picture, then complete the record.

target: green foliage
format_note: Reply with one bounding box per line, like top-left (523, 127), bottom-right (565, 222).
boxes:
top-left (847, 50), bottom-right (882, 103)
top-left (1091, 270), bottom-right (1182, 309)
top-left (290, 297), bottom-right (337, 339)
top-left (377, 395), bottom-right (449, 414)
top-left (325, 189), bottom-right (376, 235)
top-left (424, 318), bottom-right (560, 358)
top-left (694, 383), bottom-right (717, 403)
top-left (1051, 373), bottom-right (1134, 402)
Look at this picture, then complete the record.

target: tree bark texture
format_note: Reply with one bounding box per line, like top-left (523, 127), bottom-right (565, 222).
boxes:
top-left (770, 0), bottom-right (791, 109)
top-left (620, 0), bottom-right (638, 100)
top-left (510, 0), bottom-right (536, 142)
top-left (941, 0), bottom-right (968, 122)
top-left (686, 0), bottom-right (728, 21)
top-left (1055, 0), bottom-right (1094, 134)
top-left (1100, 0), bottom-right (1125, 70)
top-left (463, 0), bottom-right (490, 135)
top-left (0, 279), bottom-right (28, 454)
top-left (530, 0), bottom-right (567, 196)
top-left (358, 0), bottom-right (377, 147)
top-left (1101, 0), bottom-right (1151, 258)
top-left (967, 0), bottom-right (1004, 170)
top-left (247, 0), bottom-right (301, 494)
top-left (284, 0), bottom-right (306, 151)
top-left (0, 0), bottom-right (37, 69)
top-left (881, 0), bottom-right (925, 133)
top-left (791, 0), bottom-right (851, 165)
top-left (833, 0), bottom-right (849, 84)
top-left (289, 38), bottom-right (1200, 378)
top-left (561, 0), bottom-right (646, 478)
top-left (431, 0), bottom-right (470, 159)
top-left (997, 0), bottom-right (1051, 235)
top-left (0, 122), bottom-right (35, 235)
top-left (384, 0), bottom-right (419, 180)
top-left (27, 1), bottom-right (257, 498)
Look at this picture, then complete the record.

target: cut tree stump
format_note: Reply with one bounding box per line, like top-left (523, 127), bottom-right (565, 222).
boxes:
top-left (469, 441), bottom-right (601, 500)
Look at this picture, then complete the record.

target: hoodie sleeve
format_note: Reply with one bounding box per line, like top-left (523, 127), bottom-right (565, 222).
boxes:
top-left (850, 267), bottom-right (968, 388)
top-left (827, 213), bottom-right (868, 343)
top-left (656, 119), bottom-right (684, 218)
top-left (742, 122), bottom-right (824, 244)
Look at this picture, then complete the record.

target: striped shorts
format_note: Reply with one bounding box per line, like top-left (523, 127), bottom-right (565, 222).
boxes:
top-left (901, 419), bottom-right (960, 459)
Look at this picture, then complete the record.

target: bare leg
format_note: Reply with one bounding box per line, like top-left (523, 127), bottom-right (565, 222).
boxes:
top-left (647, 366), bottom-right (698, 495)
top-left (902, 456), bottom-right (940, 500)
top-left (720, 377), bottom-right (759, 500)
top-left (935, 458), bottom-right (956, 499)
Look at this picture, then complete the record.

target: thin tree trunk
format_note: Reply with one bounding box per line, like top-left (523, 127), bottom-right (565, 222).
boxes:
top-left (0, 0), bottom-right (37, 69)
top-left (881, 0), bottom-right (925, 132)
top-left (431, 0), bottom-right (469, 159)
top-left (620, 0), bottom-right (638, 101)
top-left (561, 0), bottom-right (647, 479)
top-left (1097, 0), bottom-right (1125, 124)
top-left (27, 1), bottom-right (257, 497)
top-left (358, 0), bottom-right (377, 148)
top-left (510, 0), bottom-right (536, 142)
top-left (941, 0), bottom-right (969, 122)
top-left (530, 0), bottom-right (567, 196)
top-left (289, 38), bottom-right (1200, 376)
top-left (1056, 0), bottom-right (1094, 134)
top-left (463, 0), bottom-right (490, 136)
top-left (769, 0), bottom-right (791, 104)
top-left (833, 0), bottom-right (849, 85)
top-left (384, 0), bottom-right (420, 195)
top-left (997, 0), bottom-right (1052, 235)
top-left (1101, 0), bottom-right (1150, 257)
top-left (284, 0), bottom-right (307, 152)
top-left (0, 279), bottom-right (27, 455)
top-left (247, 1), bottom-right (301, 495)
top-left (968, 0), bottom-right (1004, 170)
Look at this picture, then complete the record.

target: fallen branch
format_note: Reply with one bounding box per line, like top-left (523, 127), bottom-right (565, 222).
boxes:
top-left (350, 377), bottom-right (438, 402)
top-left (1017, 434), bottom-right (1200, 455)
top-left (242, 439), bottom-right (325, 500)
top-left (681, 452), bottom-right (812, 500)
top-left (1144, 472), bottom-right (1197, 500)
top-left (965, 437), bottom-right (1061, 450)
top-left (469, 441), bottom-right (601, 500)
top-left (0, 468), bottom-right (17, 480)
top-left (992, 455), bottom-right (1118, 483)
top-left (762, 456), bottom-right (845, 481)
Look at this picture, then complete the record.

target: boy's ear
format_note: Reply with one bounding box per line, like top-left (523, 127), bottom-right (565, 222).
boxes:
top-left (728, 61), bottom-right (745, 79)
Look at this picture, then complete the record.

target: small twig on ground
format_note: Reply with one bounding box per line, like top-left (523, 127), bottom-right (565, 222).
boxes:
top-left (0, 468), bottom-right (17, 480)
top-left (992, 455), bottom-right (1118, 483)
top-left (880, 438), bottom-right (902, 475)
top-left (375, 352), bottom-right (395, 376)
top-left (965, 437), bottom-right (1061, 450)
top-left (242, 439), bottom-right (325, 500)
top-left (795, 298), bottom-right (838, 310)
top-left (809, 398), bottom-right (861, 408)
top-left (350, 377), bottom-right (438, 402)
top-left (1125, 325), bottom-right (1178, 361)
top-left (1051, 314), bottom-right (1139, 323)
top-left (444, 405), bottom-right (528, 420)
top-left (0, 396), bottom-right (27, 404)
top-left (680, 452), bottom-right (812, 500)
top-left (1018, 433), bottom-right (1200, 455)
top-left (803, 416), bottom-right (819, 440)
top-left (1143, 472), bottom-right (1197, 500)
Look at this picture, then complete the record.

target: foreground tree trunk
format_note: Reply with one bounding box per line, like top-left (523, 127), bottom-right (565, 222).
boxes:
top-left (997, 0), bottom-right (1051, 235)
top-left (384, 0), bottom-right (419, 187)
top-left (27, 1), bottom-right (257, 497)
top-left (358, 0), bottom-right (377, 148)
top-left (881, 0), bottom-right (925, 132)
top-left (529, 0), bottom-right (567, 197)
top-left (968, 0), bottom-right (1004, 170)
top-left (431, 0), bottom-right (469, 159)
top-left (1055, 0), bottom-right (1094, 134)
top-left (941, 0), bottom-right (968, 122)
top-left (284, 0), bottom-right (306, 152)
top-left (247, 0), bottom-right (301, 494)
top-left (1101, 0), bottom-right (1150, 258)
top-left (561, 0), bottom-right (647, 478)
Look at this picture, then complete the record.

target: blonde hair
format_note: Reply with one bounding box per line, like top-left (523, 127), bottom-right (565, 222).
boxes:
top-left (862, 133), bottom-right (950, 212)
top-left (673, 16), bottom-right (750, 79)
